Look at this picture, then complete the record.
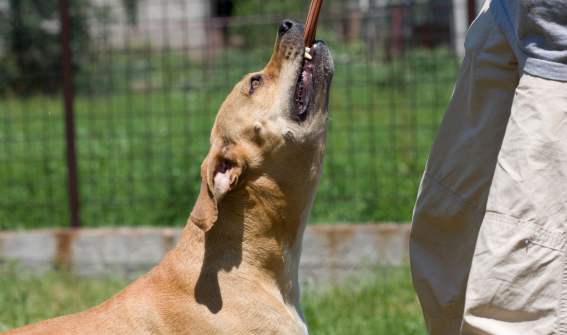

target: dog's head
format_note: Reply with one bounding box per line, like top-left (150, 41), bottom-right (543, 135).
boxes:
top-left (190, 20), bottom-right (334, 232)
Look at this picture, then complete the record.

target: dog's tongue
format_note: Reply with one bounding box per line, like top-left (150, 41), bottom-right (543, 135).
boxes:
top-left (295, 49), bottom-right (315, 115)
top-left (297, 0), bottom-right (323, 115)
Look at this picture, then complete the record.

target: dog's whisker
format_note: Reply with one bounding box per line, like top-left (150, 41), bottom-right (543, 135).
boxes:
top-left (327, 116), bottom-right (338, 124)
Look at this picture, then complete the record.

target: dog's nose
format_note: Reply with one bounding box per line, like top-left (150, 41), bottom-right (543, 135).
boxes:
top-left (278, 19), bottom-right (295, 37)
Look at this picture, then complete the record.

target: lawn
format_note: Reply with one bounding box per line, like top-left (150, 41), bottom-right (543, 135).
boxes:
top-left (0, 42), bottom-right (461, 230)
top-left (0, 263), bottom-right (425, 334)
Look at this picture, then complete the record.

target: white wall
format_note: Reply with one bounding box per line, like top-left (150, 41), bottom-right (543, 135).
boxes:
top-left (452, 0), bottom-right (485, 57)
top-left (90, 0), bottom-right (211, 50)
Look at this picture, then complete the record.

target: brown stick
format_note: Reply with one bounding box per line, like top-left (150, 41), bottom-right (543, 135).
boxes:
top-left (304, 0), bottom-right (324, 47)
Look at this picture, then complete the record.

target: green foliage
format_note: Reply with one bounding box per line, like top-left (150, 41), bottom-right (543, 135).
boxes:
top-left (229, 0), bottom-right (308, 47)
top-left (0, 45), bottom-right (460, 229)
top-left (232, 0), bottom-right (305, 16)
top-left (0, 263), bottom-right (425, 334)
top-left (0, 0), bottom-right (90, 94)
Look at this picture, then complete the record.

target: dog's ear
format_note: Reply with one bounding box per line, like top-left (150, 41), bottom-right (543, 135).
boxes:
top-left (189, 139), bottom-right (244, 232)
top-left (189, 157), bottom-right (218, 232)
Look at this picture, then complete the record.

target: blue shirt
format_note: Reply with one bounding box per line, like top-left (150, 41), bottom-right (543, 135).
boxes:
top-left (491, 0), bottom-right (567, 81)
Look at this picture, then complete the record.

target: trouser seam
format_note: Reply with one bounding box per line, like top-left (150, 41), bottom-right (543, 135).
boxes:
top-left (424, 301), bottom-right (466, 318)
top-left (485, 212), bottom-right (567, 251)
top-left (424, 172), bottom-right (484, 228)
top-left (562, 252), bottom-right (567, 334)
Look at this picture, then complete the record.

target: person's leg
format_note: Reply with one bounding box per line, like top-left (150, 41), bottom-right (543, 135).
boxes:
top-left (461, 73), bottom-right (567, 334)
top-left (409, 2), bottom-right (519, 333)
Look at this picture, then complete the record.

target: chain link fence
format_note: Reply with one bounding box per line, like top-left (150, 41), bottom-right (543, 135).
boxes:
top-left (0, 0), bottom-right (467, 229)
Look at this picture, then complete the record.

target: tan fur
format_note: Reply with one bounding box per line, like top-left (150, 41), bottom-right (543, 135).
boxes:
top-left (6, 20), bottom-right (333, 335)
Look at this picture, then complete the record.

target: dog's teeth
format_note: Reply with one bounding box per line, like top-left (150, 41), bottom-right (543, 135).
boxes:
top-left (304, 52), bottom-right (312, 60)
top-left (305, 47), bottom-right (310, 53)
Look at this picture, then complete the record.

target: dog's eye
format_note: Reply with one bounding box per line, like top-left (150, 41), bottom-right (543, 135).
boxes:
top-left (249, 75), bottom-right (262, 94)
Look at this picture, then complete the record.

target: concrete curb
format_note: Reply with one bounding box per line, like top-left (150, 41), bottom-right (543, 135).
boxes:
top-left (0, 224), bottom-right (410, 286)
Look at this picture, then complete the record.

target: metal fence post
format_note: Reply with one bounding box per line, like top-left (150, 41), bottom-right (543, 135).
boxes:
top-left (59, 0), bottom-right (80, 228)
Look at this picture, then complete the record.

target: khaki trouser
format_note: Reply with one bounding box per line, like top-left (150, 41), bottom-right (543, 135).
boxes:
top-left (409, 1), bottom-right (567, 334)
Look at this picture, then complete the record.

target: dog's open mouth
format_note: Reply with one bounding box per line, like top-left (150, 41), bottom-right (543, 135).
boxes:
top-left (294, 42), bottom-right (318, 115)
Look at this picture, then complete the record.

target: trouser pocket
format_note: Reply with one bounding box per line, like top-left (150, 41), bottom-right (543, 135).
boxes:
top-left (462, 213), bottom-right (565, 334)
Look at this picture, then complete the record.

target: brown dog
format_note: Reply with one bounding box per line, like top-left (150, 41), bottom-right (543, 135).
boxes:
top-left (6, 19), bottom-right (333, 335)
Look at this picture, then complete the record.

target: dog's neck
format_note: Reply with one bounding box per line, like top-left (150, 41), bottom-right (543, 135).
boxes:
top-left (168, 173), bottom-right (319, 330)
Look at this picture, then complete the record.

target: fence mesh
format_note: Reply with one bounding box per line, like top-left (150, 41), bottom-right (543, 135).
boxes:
top-left (0, 0), bottom-right (463, 229)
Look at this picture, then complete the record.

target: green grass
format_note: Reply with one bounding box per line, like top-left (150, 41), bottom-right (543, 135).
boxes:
top-left (302, 266), bottom-right (426, 334)
top-left (0, 43), bottom-right (461, 229)
top-left (0, 262), bottom-right (130, 332)
top-left (0, 263), bottom-right (425, 334)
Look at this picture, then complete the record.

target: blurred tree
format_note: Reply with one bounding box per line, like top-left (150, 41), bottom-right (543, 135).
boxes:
top-left (232, 0), bottom-right (304, 16)
top-left (121, 0), bottom-right (139, 26)
top-left (229, 0), bottom-right (307, 47)
top-left (215, 0), bottom-right (234, 17)
top-left (213, 0), bottom-right (235, 46)
top-left (0, 0), bottom-right (90, 94)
